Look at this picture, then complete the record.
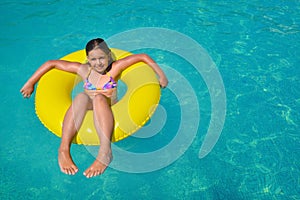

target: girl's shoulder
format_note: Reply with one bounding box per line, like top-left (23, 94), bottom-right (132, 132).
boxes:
top-left (77, 63), bottom-right (90, 79)
top-left (110, 61), bottom-right (123, 78)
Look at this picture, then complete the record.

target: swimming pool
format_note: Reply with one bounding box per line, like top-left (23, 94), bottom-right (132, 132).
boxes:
top-left (1, 0), bottom-right (299, 199)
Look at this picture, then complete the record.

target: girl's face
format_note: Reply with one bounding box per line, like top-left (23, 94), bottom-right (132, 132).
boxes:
top-left (87, 48), bottom-right (110, 74)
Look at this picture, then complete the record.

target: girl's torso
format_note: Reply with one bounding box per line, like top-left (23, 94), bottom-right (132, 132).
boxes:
top-left (79, 64), bottom-right (118, 104)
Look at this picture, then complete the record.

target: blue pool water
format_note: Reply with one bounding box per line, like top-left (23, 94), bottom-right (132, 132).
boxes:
top-left (1, 0), bottom-right (299, 199)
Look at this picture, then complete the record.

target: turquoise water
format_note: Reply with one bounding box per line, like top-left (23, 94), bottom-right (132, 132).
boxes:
top-left (1, 0), bottom-right (299, 199)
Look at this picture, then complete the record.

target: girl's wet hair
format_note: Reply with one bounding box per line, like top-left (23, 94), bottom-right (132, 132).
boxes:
top-left (85, 38), bottom-right (111, 56)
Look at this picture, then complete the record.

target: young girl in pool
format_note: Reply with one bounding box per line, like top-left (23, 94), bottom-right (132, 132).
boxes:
top-left (20, 38), bottom-right (168, 178)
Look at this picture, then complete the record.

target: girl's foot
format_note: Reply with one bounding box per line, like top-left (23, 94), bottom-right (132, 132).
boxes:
top-left (58, 149), bottom-right (78, 175)
top-left (83, 151), bottom-right (112, 178)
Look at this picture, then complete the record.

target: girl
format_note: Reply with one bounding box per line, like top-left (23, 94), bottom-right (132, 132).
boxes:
top-left (20, 38), bottom-right (168, 178)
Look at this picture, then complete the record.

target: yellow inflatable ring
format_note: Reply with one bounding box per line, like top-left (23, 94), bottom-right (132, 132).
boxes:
top-left (35, 48), bottom-right (161, 145)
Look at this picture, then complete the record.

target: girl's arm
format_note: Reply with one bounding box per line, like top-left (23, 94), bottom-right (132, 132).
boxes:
top-left (115, 54), bottom-right (168, 88)
top-left (20, 60), bottom-right (81, 98)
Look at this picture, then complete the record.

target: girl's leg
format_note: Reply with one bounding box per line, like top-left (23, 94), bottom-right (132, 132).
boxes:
top-left (58, 92), bottom-right (92, 175)
top-left (84, 94), bottom-right (113, 178)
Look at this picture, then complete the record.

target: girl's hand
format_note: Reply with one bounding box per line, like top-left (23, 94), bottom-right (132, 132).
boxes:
top-left (159, 76), bottom-right (168, 89)
top-left (20, 82), bottom-right (34, 98)
top-left (98, 88), bottom-right (116, 98)
top-left (85, 88), bottom-right (116, 98)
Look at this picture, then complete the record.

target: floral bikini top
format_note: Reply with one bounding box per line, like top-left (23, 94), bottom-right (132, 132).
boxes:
top-left (83, 68), bottom-right (117, 90)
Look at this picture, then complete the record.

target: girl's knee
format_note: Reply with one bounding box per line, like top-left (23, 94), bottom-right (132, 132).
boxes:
top-left (93, 94), bottom-right (110, 106)
top-left (73, 92), bottom-right (92, 109)
top-left (77, 92), bottom-right (89, 100)
top-left (74, 93), bottom-right (89, 103)
top-left (94, 94), bottom-right (107, 101)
